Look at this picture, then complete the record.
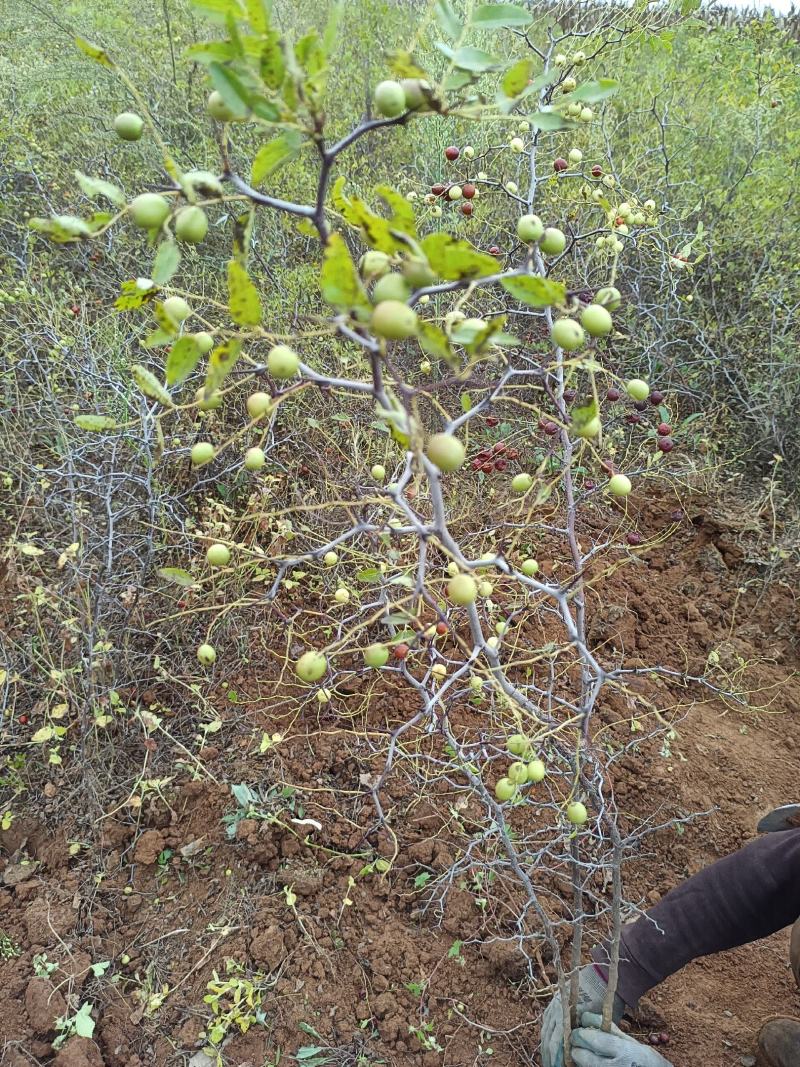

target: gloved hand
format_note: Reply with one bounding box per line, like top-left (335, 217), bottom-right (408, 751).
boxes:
top-left (541, 965), bottom-right (622, 1067)
top-left (571, 1012), bottom-right (674, 1066)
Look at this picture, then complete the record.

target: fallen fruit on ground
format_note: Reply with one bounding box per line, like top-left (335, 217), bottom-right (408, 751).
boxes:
top-left (206, 543), bottom-right (230, 567)
top-left (197, 643), bottom-right (216, 665)
top-left (295, 651), bottom-right (327, 682)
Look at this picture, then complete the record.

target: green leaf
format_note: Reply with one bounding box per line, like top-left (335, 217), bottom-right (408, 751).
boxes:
top-left (74, 415), bottom-right (118, 432)
top-left (501, 57), bottom-right (534, 98)
top-left (185, 40), bottom-right (240, 65)
top-left (190, 0), bottom-right (244, 20)
top-left (142, 328), bottom-right (173, 348)
top-left (74, 37), bottom-right (113, 67)
top-left (251, 131), bottom-right (302, 185)
top-left (227, 259), bottom-right (263, 325)
top-left (166, 336), bottom-right (203, 385)
top-left (74, 171), bottom-right (125, 207)
top-left (437, 45), bottom-right (501, 73)
top-left (260, 29), bottom-right (285, 90)
top-left (530, 109), bottom-right (573, 131)
top-left (158, 567), bottom-right (198, 587)
top-left (435, 0), bottom-right (462, 40)
top-left (448, 938), bottom-right (464, 957)
top-left (204, 339), bottom-right (242, 395)
top-left (29, 215), bottom-right (91, 243)
top-left (374, 184), bottom-right (417, 238)
top-left (323, 1), bottom-right (344, 53)
top-left (31, 727), bottom-right (55, 744)
top-left (320, 234), bottom-right (370, 314)
top-left (420, 233), bottom-right (499, 281)
top-left (244, 0), bottom-right (271, 32)
top-left (418, 321), bottom-right (455, 366)
top-left (356, 568), bottom-right (381, 582)
top-left (501, 275), bottom-right (566, 308)
top-left (132, 365), bottom-right (174, 406)
top-left (570, 79), bottom-right (619, 103)
top-left (460, 392), bottom-right (472, 413)
top-left (473, 4), bottom-right (531, 27)
top-left (152, 242), bottom-right (181, 286)
top-left (451, 316), bottom-right (507, 353)
top-left (207, 62), bottom-right (252, 118)
top-left (73, 1005), bottom-right (95, 1040)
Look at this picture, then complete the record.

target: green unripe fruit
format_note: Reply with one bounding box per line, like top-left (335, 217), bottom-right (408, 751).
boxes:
top-left (364, 643), bottom-right (390, 668)
top-left (207, 90), bottom-right (236, 122)
top-left (551, 319), bottom-right (585, 351)
top-left (195, 387), bottom-right (222, 411)
top-left (191, 441), bottom-right (215, 466)
top-left (575, 415), bottom-right (601, 439)
top-left (581, 303), bottom-right (613, 337)
top-left (478, 580), bottom-right (493, 598)
top-left (247, 391), bottom-right (273, 418)
top-left (447, 574), bottom-right (478, 605)
top-left (374, 80), bottom-right (407, 117)
top-left (568, 148), bottom-right (583, 164)
top-left (608, 473), bottom-right (632, 497)
top-left (539, 227), bottom-right (566, 255)
top-left (182, 170), bottom-right (224, 197)
top-left (403, 257), bottom-right (436, 288)
top-left (323, 551), bottom-right (338, 566)
top-left (626, 378), bottom-right (649, 402)
top-left (521, 559), bottom-right (539, 577)
top-left (517, 214), bottom-right (544, 243)
top-left (360, 250), bottom-right (391, 278)
top-left (268, 344), bottom-right (300, 379)
top-left (371, 464), bottom-right (386, 482)
top-left (244, 447), bottom-right (265, 471)
top-left (579, 107), bottom-right (593, 122)
top-left (511, 472), bottom-right (533, 493)
top-left (197, 643), bottom-right (216, 665)
top-left (508, 761), bottom-right (529, 785)
top-left (426, 432), bottom-right (466, 472)
top-left (193, 332), bottom-right (214, 354)
top-left (401, 78), bottom-right (431, 110)
top-left (114, 112), bottom-right (144, 141)
top-left (175, 206), bottom-right (208, 244)
top-left (495, 778), bottom-right (517, 802)
top-left (163, 295), bottom-right (191, 323)
top-left (371, 300), bottom-right (418, 340)
top-left (372, 273), bottom-right (411, 303)
top-left (527, 759), bottom-right (546, 783)
top-left (295, 651), bottom-right (327, 683)
top-left (129, 193), bottom-right (170, 229)
top-left (567, 801), bottom-right (588, 825)
top-left (206, 543), bottom-right (230, 567)
top-left (595, 285), bottom-right (622, 310)
top-left (508, 734), bottom-right (528, 756)
top-left (334, 587), bottom-right (350, 604)
top-left (448, 185), bottom-right (463, 201)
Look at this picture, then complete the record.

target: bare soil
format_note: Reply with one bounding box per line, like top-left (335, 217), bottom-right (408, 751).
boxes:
top-left (2, 491), bottom-right (799, 1067)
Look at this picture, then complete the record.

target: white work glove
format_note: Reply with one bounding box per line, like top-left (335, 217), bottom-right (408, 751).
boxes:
top-left (571, 1013), bottom-right (674, 1067)
top-left (541, 966), bottom-right (621, 1067)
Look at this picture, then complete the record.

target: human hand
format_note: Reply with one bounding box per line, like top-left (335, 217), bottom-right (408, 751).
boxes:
top-left (541, 966), bottom-right (619, 1067)
top-left (570, 1012), bottom-right (674, 1067)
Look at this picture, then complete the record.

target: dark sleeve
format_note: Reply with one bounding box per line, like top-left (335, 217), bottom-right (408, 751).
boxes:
top-left (592, 829), bottom-right (800, 1008)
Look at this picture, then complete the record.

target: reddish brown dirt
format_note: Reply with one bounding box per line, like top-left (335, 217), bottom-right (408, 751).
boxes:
top-left (1, 491), bottom-right (799, 1067)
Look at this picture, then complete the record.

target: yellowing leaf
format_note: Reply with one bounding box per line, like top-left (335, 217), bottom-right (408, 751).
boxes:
top-left (320, 234), bottom-right (370, 314)
top-left (227, 260), bottom-right (262, 325)
top-left (18, 543), bottom-right (45, 556)
top-left (501, 275), bottom-right (566, 308)
top-left (75, 36), bottom-right (114, 67)
top-left (75, 415), bottom-right (118, 432)
top-left (132, 365), bottom-right (174, 406)
top-left (31, 727), bottom-right (55, 744)
top-left (420, 233), bottom-right (499, 280)
top-left (204, 339), bottom-right (242, 396)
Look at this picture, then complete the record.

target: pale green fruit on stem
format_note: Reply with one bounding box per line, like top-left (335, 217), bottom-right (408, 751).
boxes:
top-left (268, 344), bottom-right (300, 379)
top-left (295, 651), bottom-right (327, 683)
top-left (370, 464), bottom-right (386, 482)
top-left (197, 643), bottom-right (216, 665)
top-left (129, 193), bottom-right (170, 229)
top-left (527, 759), bottom-right (546, 783)
top-left (539, 227), bottom-right (566, 255)
top-left (191, 441), bottom-right (215, 466)
top-left (581, 303), bottom-right (613, 337)
top-left (114, 111), bottom-right (144, 141)
top-left (164, 295), bottom-right (191, 323)
top-left (511, 472), bottom-right (533, 493)
top-left (206, 542), bottom-right (230, 567)
top-left (247, 391), bottom-right (272, 418)
top-left (517, 213), bottom-right (544, 243)
top-left (426, 432), bottom-right (466, 472)
top-left (608, 473), bottom-right (632, 497)
top-left (447, 561), bottom-right (460, 577)
top-left (575, 415), bottom-right (601, 439)
top-left (447, 573), bottom-right (478, 605)
top-left (207, 90), bottom-right (236, 122)
top-left (626, 378), bottom-right (650, 402)
top-left (419, 360), bottom-right (432, 374)
top-left (448, 186), bottom-right (463, 200)
top-left (580, 107), bottom-right (593, 122)
top-left (360, 250), bottom-right (391, 278)
top-left (567, 801), bottom-right (588, 825)
top-left (551, 318), bottom-right (585, 351)
top-left (372, 273), bottom-right (410, 303)
top-left (568, 148), bottom-right (583, 164)
top-left (194, 331), bottom-right (214, 354)
top-left (195, 387), bottom-right (221, 411)
top-left (478, 580), bottom-right (493, 597)
top-left (175, 205), bottom-right (209, 244)
top-left (521, 559), bottom-right (539, 577)
top-left (374, 79), bottom-right (407, 117)
top-left (364, 643), bottom-right (389, 668)
top-left (508, 734), bottom-right (528, 756)
top-left (371, 300), bottom-right (418, 340)
top-left (403, 257), bottom-right (436, 288)
top-left (508, 761), bottom-right (528, 784)
top-left (510, 137), bottom-right (525, 152)
top-left (595, 286), bottom-right (622, 310)
top-left (244, 447), bottom-right (265, 471)
top-left (495, 778), bottom-right (517, 802)
top-left (401, 78), bottom-right (432, 111)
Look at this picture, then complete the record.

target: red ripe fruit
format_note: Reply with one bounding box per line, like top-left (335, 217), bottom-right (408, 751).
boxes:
top-left (461, 201), bottom-right (474, 216)
top-left (445, 146), bottom-right (460, 161)
top-left (394, 643), bottom-right (410, 660)
top-left (657, 422), bottom-right (672, 436)
top-left (488, 245), bottom-right (501, 255)
top-left (649, 390), bottom-right (664, 405)
top-left (493, 441), bottom-right (507, 454)
top-left (606, 388), bottom-right (621, 402)
top-left (486, 416), bottom-right (499, 427)
top-left (481, 461), bottom-right (494, 473)
top-left (477, 449), bottom-right (492, 461)
top-left (494, 459), bottom-right (508, 472)
top-left (659, 1034), bottom-right (670, 1046)
top-left (436, 621), bottom-right (448, 635)
top-left (584, 479), bottom-right (596, 490)
top-left (626, 413), bottom-right (643, 425)
top-left (19, 714), bottom-right (29, 725)
top-left (508, 448), bottom-right (519, 460)
top-left (633, 400), bottom-right (648, 412)
top-left (544, 421), bottom-right (559, 436)
top-left (563, 389), bottom-right (577, 403)
top-left (615, 216), bottom-right (625, 227)
top-left (462, 183), bottom-right (476, 199)
top-left (626, 531), bottom-right (642, 546)
top-left (553, 157), bottom-right (568, 172)
top-left (471, 458), bottom-right (483, 470)
top-left (591, 165), bottom-right (603, 177)
top-left (658, 436), bottom-right (674, 452)
top-left (431, 182), bottom-right (446, 196)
